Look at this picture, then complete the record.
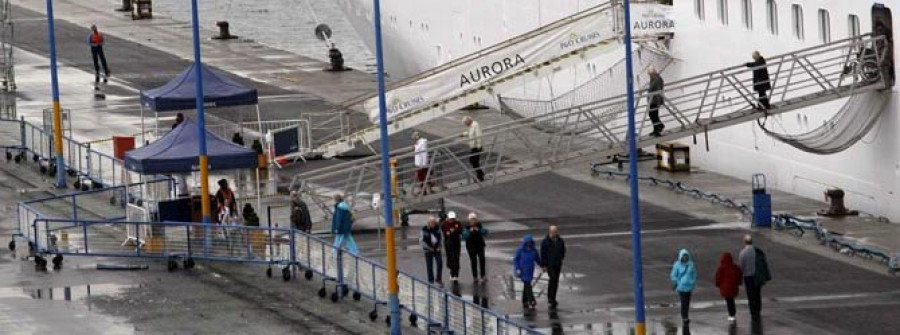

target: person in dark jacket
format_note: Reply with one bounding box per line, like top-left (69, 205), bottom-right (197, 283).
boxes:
top-left (331, 194), bottom-right (358, 254)
top-left (514, 235), bottom-right (541, 309)
top-left (462, 212), bottom-right (489, 283)
top-left (172, 113), bottom-right (185, 130)
top-left (290, 191), bottom-right (313, 233)
top-left (242, 203), bottom-right (259, 227)
top-left (739, 234), bottom-right (770, 320)
top-left (441, 211), bottom-right (463, 282)
top-left (88, 24), bottom-right (110, 84)
top-left (715, 252), bottom-right (743, 322)
top-left (647, 67), bottom-right (665, 137)
top-left (670, 249), bottom-right (698, 325)
top-left (421, 216), bottom-right (443, 284)
top-left (540, 225), bottom-right (566, 309)
top-left (745, 51), bottom-right (772, 109)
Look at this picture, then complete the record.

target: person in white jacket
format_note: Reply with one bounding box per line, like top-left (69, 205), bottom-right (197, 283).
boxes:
top-left (413, 131), bottom-right (432, 195)
top-left (462, 116), bottom-right (485, 182)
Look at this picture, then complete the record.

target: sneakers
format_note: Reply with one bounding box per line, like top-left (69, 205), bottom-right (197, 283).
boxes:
top-left (728, 316), bottom-right (736, 322)
top-left (451, 277), bottom-right (458, 282)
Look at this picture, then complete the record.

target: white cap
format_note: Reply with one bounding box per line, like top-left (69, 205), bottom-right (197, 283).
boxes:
top-left (447, 211), bottom-right (456, 219)
top-left (468, 212), bottom-right (478, 220)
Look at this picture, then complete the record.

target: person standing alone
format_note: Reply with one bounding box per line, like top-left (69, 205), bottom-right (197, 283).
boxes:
top-left (745, 51), bottom-right (772, 110)
top-left (462, 116), bottom-right (484, 182)
top-left (647, 66), bottom-right (665, 137)
top-left (540, 225), bottom-right (566, 309)
top-left (88, 24), bottom-right (110, 85)
top-left (441, 211), bottom-right (463, 282)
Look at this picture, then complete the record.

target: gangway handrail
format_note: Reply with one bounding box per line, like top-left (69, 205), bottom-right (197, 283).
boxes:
top-left (333, 1), bottom-right (622, 110)
top-left (292, 34), bottom-right (887, 182)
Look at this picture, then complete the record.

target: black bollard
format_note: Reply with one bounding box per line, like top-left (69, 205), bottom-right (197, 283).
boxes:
top-left (328, 44), bottom-right (345, 71)
top-left (213, 21), bottom-right (238, 40)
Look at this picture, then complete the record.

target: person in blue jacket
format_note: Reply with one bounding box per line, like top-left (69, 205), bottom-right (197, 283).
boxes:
top-left (514, 235), bottom-right (542, 309)
top-left (331, 194), bottom-right (358, 254)
top-left (670, 248), bottom-right (698, 324)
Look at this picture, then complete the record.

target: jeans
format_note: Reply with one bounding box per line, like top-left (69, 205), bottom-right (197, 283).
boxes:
top-left (679, 291), bottom-right (692, 321)
top-left (424, 251), bottom-right (443, 283)
top-left (725, 297), bottom-right (736, 317)
top-left (547, 265), bottom-right (562, 304)
top-left (467, 247), bottom-right (486, 279)
top-left (744, 276), bottom-right (762, 318)
top-left (469, 148), bottom-right (485, 182)
top-left (333, 233), bottom-right (359, 255)
top-left (91, 46), bottom-right (110, 82)
top-left (445, 240), bottom-right (461, 278)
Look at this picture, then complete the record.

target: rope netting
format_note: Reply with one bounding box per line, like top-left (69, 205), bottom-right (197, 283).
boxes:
top-left (759, 90), bottom-right (889, 154)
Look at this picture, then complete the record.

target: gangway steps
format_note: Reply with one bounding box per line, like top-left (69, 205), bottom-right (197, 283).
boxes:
top-left (292, 34), bottom-right (891, 224)
top-left (311, 1), bottom-right (671, 157)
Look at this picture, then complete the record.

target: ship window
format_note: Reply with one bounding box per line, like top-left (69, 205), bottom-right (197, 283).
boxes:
top-left (766, 0), bottom-right (778, 35)
top-left (717, 0), bottom-right (728, 25)
top-left (818, 9), bottom-right (831, 43)
top-left (694, 0), bottom-right (705, 20)
top-left (848, 14), bottom-right (860, 37)
top-left (741, 0), bottom-right (753, 29)
top-left (791, 4), bottom-right (803, 40)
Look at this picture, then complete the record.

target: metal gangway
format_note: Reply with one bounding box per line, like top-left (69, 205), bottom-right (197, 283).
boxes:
top-left (306, 0), bottom-right (670, 157)
top-left (290, 34), bottom-right (892, 224)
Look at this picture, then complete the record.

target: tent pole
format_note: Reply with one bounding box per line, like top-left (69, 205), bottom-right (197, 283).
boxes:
top-left (140, 104), bottom-right (145, 144)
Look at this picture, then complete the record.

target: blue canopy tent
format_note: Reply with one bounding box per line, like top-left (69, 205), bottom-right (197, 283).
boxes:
top-left (138, 62), bottom-right (261, 141)
top-left (124, 119), bottom-right (257, 174)
top-left (124, 119), bottom-right (262, 224)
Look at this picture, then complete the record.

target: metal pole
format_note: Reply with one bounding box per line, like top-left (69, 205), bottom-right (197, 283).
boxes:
top-left (45, 0), bottom-right (65, 188)
top-left (372, 0), bottom-right (401, 333)
top-left (623, 1), bottom-right (646, 334)
top-left (189, 0), bottom-right (213, 248)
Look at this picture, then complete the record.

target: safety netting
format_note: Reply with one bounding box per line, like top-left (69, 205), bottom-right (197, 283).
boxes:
top-left (759, 90), bottom-right (889, 154)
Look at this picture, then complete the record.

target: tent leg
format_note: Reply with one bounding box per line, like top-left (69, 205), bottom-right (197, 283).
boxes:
top-left (140, 105), bottom-right (145, 144)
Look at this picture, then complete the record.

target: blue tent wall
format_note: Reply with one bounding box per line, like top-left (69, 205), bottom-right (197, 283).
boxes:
top-left (140, 63), bottom-right (259, 112)
top-left (124, 119), bottom-right (258, 174)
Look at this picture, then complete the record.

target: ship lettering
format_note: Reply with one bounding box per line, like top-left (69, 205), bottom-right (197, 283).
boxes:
top-left (559, 31), bottom-right (602, 50)
top-left (633, 19), bottom-right (674, 31)
top-left (460, 54), bottom-right (526, 87)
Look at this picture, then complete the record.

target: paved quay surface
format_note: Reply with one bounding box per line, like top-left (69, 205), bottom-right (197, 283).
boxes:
top-left (2, 1), bottom-right (899, 334)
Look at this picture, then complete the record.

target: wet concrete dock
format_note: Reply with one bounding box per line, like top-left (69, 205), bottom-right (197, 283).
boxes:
top-left (2, 0), bottom-right (899, 334)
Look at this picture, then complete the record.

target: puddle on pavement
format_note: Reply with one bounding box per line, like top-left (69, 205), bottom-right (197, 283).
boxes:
top-left (0, 283), bottom-right (139, 302)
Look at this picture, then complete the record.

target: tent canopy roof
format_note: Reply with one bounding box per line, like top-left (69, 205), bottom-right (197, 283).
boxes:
top-left (124, 119), bottom-right (258, 174)
top-left (140, 62), bottom-right (258, 112)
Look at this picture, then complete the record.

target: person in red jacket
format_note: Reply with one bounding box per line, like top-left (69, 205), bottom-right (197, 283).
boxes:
top-left (715, 252), bottom-right (743, 323)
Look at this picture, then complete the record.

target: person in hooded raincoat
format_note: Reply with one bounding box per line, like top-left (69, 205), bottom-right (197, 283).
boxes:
top-left (715, 252), bottom-right (743, 322)
top-left (290, 191), bottom-right (313, 233)
top-left (670, 248), bottom-right (698, 324)
top-left (514, 235), bottom-right (541, 309)
top-left (331, 194), bottom-right (358, 254)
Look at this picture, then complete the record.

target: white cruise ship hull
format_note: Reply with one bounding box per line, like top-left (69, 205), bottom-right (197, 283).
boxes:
top-left (337, 0), bottom-right (900, 221)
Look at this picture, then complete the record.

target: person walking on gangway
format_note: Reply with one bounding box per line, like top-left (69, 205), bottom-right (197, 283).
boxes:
top-left (647, 67), bottom-right (665, 137)
top-left (462, 116), bottom-right (485, 182)
top-left (88, 24), bottom-right (111, 85)
top-left (746, 51), bottom-right (772, 110)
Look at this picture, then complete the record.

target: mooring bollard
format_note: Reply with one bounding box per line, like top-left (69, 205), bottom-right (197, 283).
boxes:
top-left (213, 21), bottom-right (238, 40)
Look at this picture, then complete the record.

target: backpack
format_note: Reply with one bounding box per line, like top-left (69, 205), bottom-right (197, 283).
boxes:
top-left (754, 248), bottom-right (772, 286)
